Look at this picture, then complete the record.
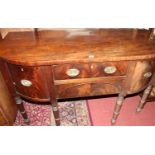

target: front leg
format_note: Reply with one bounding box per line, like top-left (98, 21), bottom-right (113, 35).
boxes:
top-left (111, 94), bottom-right (125, 125)
top-left (15, 96), bottom-right (30, 125)
top-left (136, 85), bottom-right (153, 112)
top-left (52, 101), bottom-right (60, 126)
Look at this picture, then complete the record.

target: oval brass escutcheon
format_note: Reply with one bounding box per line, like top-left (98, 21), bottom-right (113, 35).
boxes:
top-left (20, 79), bottom-right (32, 87)
top-left (144, 72), bottom-right (152, 78)
top-left (104, 66), bottom-right (117, 74)
top-left (66, 68), bottom-right (80, 77)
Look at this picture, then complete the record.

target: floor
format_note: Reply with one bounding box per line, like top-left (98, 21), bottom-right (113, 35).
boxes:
top-left (15, 95), bottom-right (155, 126)
top-left (87, 95), bottom-right (155, 126)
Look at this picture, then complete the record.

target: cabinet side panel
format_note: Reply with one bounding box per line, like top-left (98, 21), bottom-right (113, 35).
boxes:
top-left (0, 71), bottom-right (17, 125)
top-left (129, 60), bottom-right (155, 93)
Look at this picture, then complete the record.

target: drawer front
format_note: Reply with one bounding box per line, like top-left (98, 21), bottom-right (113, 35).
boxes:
top-left (8, 64), bottom-right (49, 100)
top-left (53, 62), bottom-right (128, 81)
top-left (53, 64), bottom-right (91, 80)
top-left (90, 62), bottom-right (128, 77)
top-left (129, 60), bottom-right (155, 93)
top-left (55, 78), bottom-right (124, 99)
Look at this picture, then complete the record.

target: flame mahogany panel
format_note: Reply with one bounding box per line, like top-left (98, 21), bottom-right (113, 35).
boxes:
top-left (128, 60), bottom-right (155, 94)
top-left (7, 64), bottom-right (50, 101)
top-left (55, 77), bottom-right (124, 99)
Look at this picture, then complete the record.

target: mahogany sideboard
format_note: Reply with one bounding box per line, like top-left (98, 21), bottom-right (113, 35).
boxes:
top-left (0, 28), bottom-right (155, 125)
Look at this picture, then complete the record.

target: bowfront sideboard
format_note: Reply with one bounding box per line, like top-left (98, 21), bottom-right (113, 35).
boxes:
top-left (0, 28), bottom-right (155, 125)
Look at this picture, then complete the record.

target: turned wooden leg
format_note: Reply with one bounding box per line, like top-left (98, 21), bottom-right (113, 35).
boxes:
top-left (15, 97), bottom-right (30, 125)
top-left (111, 94), bottom-right (125, 125)
top-left (52, 102), bottom-right (60, 126)
top-left (136, 85), bottom-right (153, 112)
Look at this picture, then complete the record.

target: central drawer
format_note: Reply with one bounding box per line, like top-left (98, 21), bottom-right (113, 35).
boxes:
top-left (55, 77), bottom-right (125, 99)
top-left (53, 62), bottom-right (128, 80)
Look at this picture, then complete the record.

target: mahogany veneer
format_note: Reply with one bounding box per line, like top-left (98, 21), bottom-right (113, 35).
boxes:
top-left (0, 70), bottom-right (17, 125)
top-left (0, 28), bottom-right (155, 125)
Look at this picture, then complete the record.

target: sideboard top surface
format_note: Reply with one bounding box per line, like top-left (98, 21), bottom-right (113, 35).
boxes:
top-left (0, 28), bottom-right (155, 66)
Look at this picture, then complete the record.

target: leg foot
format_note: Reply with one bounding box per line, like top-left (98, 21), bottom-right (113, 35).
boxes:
top-left (136, 108), bottom-right (141, 113)
top-left (15, 97), bottom-right (30, 125)
top-left (24, 118), bottom-right (30, 124)
top-left (137, 85), bottom-right (153, 113)
top-left (111, 119), bottom-right (116, 125)
top-left (111, 94), bottom-right (125, 125)
top-left (52, 102), bottom-right (60, 126)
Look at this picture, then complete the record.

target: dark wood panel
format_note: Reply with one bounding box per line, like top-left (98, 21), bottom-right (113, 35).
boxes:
top-left (53, 63), bottom-right (91, 80)
top-left (0, 71), bottom-right (17, 126)
top-left (0, 59), bottom-right (16, 97)
top-left (90, 61), bottom-right (128, 77)
top-left (129, 60), bottom-right (155, 93)
top-left (7, 64), bottom-right (49, 100)
top-left (53, 61), bottom-right (128, 81)
top-left (56, 79), bottom-right (123, 99)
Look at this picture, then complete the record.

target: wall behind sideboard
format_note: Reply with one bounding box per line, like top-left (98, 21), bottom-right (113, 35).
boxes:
top-left (0, 28), bottom-right (34, 39)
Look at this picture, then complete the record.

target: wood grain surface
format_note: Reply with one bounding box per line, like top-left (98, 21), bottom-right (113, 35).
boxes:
top-left (0, 71), bottom-right (17, 125)
top-left (0, 29), bottom-right (155, 66)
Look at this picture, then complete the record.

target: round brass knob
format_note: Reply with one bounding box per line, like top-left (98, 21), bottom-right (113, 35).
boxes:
top-left (144, 72), bottom-right (152, 78)
top-left (20, 79), bottom-right (32, 87)
top-left (104, 66), bottom-right (117, 74)
top-left (66, 68), bottom-right (80, 77)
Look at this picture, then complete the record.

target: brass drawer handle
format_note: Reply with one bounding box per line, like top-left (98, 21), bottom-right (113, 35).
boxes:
top-left (20, 79), bottom-right (32, 87)
top-left (144, 72), bottom-right (152, 78)
top-left (104, 66), bottom-right (117, 74)
top-left (66, 68), bottom-right (80, 77)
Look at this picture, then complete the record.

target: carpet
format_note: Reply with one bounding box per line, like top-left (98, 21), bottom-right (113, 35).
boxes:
top-left (14, 100), bottom-right (91, 126)
top-left (87, 95), bottom-right (155, 126)
top-left (15, 95), bottom-right (155, 126)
